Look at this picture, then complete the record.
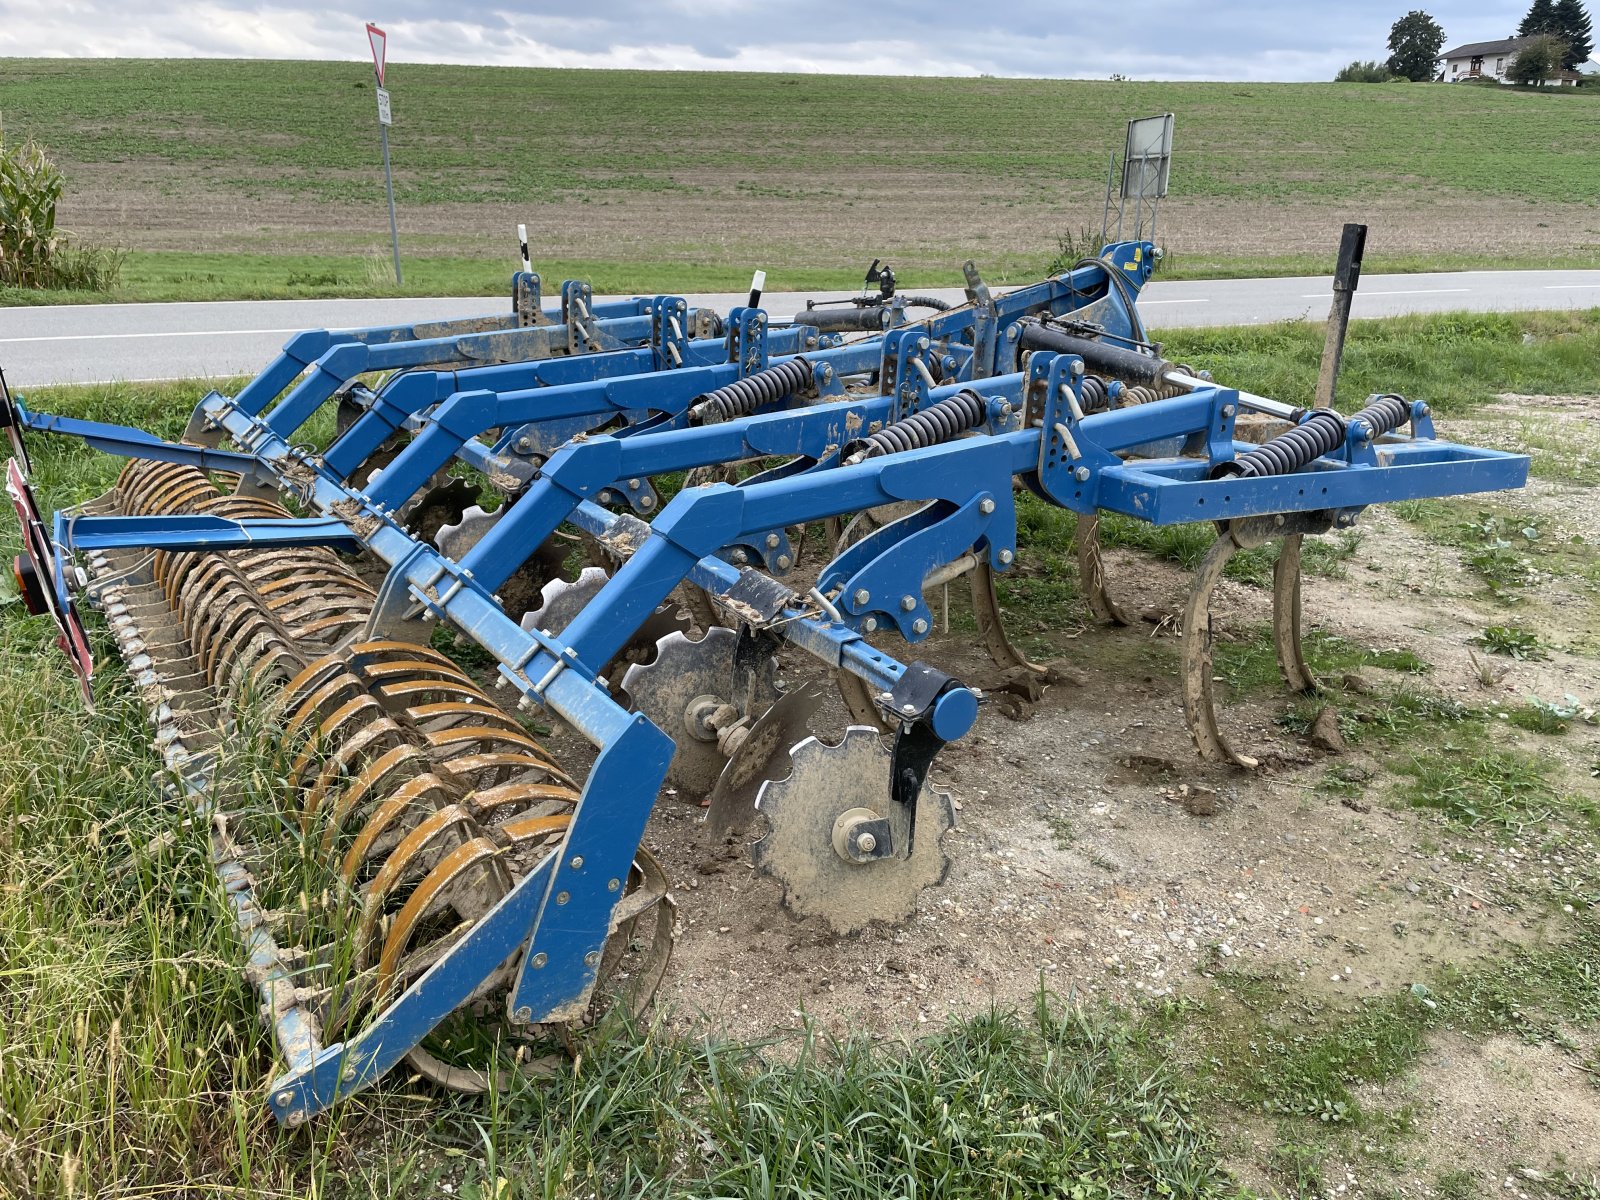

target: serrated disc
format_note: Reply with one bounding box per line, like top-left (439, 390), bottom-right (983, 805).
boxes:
top-left (704, 681), bottom-right (826, 839)
top-left (752, 726), bottom-right (954, 934)
top-left (435, 503), bottom-right (499, 559)
top-left (620, 628), bottom-right (775, 796)
top-left (519, 566), bottom-right (611, 635)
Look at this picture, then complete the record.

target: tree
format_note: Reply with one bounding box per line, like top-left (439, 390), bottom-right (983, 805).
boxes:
top-left (1508, 32), bottom-right (1568, 82)
top-left (1551, 0), bottom-right (1594, 67)
top-left (1518, 0), bottom-right (1557, 36)
top-left (1335, 59), bottom-right (1397, 81)
top-left (1386, 10), bottom-right (1446, 81)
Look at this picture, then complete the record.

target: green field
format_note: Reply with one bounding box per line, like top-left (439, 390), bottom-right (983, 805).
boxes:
top-left (3, 58), bottom-right (1600, 303)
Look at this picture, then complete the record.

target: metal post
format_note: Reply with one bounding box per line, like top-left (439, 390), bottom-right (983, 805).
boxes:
top-left (379, 120), bottom-right (402, 286)
top-left (1313, 223), bottom-right (1366, 409)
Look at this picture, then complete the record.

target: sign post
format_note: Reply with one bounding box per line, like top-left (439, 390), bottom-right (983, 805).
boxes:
top-left (366, 22), bottom-right (402, 286)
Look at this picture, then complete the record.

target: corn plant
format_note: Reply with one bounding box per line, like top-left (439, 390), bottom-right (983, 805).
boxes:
top-left (0, 120), bottom-right (122, 290)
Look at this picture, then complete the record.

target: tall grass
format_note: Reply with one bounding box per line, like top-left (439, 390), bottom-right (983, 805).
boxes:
top-left (0, 122), bottom-right (124, 291)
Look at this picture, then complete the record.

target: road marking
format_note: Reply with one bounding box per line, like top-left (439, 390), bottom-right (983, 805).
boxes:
top-left (0, 328), bottom-right (302, 345)
top-left (1136, 298), bottom-right (1209, 305)
top-left (1299, 288), bottom-right (1472, 299)
top-left (1543, 284), bottom-right (1600, 290)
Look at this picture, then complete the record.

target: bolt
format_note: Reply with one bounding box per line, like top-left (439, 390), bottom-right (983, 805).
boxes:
top-left (853, 588), bottom-right (870, 607)
top-left (819, 364), bottom-right (834, 383)
top-left (342, 1063), bottom-right (358, 1082)
top-left (1071, 360), bottom-right (1084, 377)
top-left (607, 877), bottom-right (621, 892)
top-left (639, 495), bottom-right (655, 510)
top-left (732, 549), bottom-right (748, 564)
top-left (584, 951), bottom-right (601, 967)
top-left (900, 595), bottom-right (916, 611)
top-left (531, 952), bottom-right (548, 969)
top-left (1274, 514), bottom-right (1285, 526)
top-left (1007, 325), bottom-right (1019, 340)
top-left (628, 477), bottom-right (641, 490)
top-left (857, 831), bottom-right (878, 854)
top-left (515, 1006), bottom-right (533, 1022)
top-left (999, 549), bottom-right (1014, 564)
top-left (1221, 404), bottom-right (1237, 418)
top-left (274, 1090), bottom-right (295, 1108)
top-left (570, 855), bottom-right (584, 869)
top-left (765, 533), bottom-right (781, 549)
top-left (776, 554), bottom-right (792, 569)
top-left (999, 403), bottom-right (1013, 417)
top-left (1073, 466), bottom-right (1091, 482)
top-left (516, 436), bottom-right (534, 453)
top-left (902, 703), bottom-right (917, 714)
top-left (912, 618), bottom-right (929, 634)
top-left (555, 890), bottom-right (570, 905)
top-left (917, 337), bottom-right (930, 351)
top-left (979, 498), bottom-right (995, 515)
top-left (863, 617), bottom-right (878, 632)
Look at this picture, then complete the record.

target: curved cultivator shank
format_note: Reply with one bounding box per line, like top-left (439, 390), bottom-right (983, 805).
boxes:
top-left (1, 246), bottom-right (1527, 1124)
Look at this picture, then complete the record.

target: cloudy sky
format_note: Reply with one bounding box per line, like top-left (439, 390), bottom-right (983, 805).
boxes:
top-left (0, 2), bottom-right (1557, 80)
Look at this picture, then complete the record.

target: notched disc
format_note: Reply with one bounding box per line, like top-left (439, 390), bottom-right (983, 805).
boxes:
top-left (752, 726), bottom-right (954, 934)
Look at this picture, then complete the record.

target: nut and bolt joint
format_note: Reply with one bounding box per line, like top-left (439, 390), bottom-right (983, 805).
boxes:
top-left (531, 952), bottom-right (549, 969)
top-left (852, 588), bottom-right (871, 607)
top-left (912, 618), bottom-right (929, 634)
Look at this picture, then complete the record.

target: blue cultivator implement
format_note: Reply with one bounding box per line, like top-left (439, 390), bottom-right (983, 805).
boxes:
top-left (2, 246), bottom-right (1527, 1125)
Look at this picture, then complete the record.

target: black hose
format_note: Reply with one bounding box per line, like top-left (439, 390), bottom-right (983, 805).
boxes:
top-left (900, 294), bottom-right (953, 312)
top-left (847, 389), bottom-right (986, 460)
top-left (1220, 409), bottom-right (1346, 478)
top-left (689, 357), bottom-right (812, 424)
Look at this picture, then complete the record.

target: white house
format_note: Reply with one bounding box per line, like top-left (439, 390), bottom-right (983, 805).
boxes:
top-left (1439, 35), bottom-right (1581, 84)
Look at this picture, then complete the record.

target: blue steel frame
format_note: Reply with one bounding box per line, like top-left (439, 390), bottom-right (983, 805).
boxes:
top-left (4, 244), bottom-right (1530, 1126)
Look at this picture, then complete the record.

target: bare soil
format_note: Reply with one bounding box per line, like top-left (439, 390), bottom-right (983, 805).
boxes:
top-left (60, 158), bottom-right (1600, 273)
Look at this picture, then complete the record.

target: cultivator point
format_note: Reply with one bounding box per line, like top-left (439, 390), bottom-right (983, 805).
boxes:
top-left (2, 249), bottom-right (1527, 1123)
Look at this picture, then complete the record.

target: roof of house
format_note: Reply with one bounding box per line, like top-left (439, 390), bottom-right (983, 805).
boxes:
top-left (1440, 36), bottom-right (1526, 59)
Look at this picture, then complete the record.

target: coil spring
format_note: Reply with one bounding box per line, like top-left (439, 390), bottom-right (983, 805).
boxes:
top-left (1079, 375), bottom-right (1111, 414)
top-left (853, 389), bottom-right (986, 460)
top-left (690, 356), bottom-right (811, 424)
top-left (1115, 364), bottom-right (1196, 408)
top-left (1230, 409), bottom-right (1346, 478)
top-left (1350, 394), bottom-right (1410, 439)
top-left (900, 294), bottom-right (953, 312)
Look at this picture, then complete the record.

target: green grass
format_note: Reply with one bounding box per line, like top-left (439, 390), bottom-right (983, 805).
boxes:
top-left (3, 59), bottom-right (1600, 301)
top-left (1159, 309), bottom-right (1600, 416)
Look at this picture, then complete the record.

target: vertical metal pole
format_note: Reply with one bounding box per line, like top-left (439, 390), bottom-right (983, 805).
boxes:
top-left (380, 120), bottom-right (402, 286)
top-left (1100, 152), bottom-right (1115, 246)
top-left (1313, 223), bottom-right (1367, 409)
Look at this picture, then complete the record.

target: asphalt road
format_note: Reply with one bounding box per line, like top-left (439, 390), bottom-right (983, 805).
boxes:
top-left (2, 269), bottom-right (1598, 388)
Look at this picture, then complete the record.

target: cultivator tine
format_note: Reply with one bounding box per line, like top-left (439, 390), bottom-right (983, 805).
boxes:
top-left (1074, 514), bottom-right (1132, 626)
top-left (1272, 534), bottom-right (1317, 694)
top-left (1181, 529), bottom-right (1257, 768)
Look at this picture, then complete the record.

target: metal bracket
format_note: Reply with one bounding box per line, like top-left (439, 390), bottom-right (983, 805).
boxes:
top-left (726, 307), bottom-right (769, 376)
top-left (649, 295), bottom-right (690, 371)
top-left (964, 261), bottom-right (997, 380)
top-left (513, 271), bottom-right (544, 327)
